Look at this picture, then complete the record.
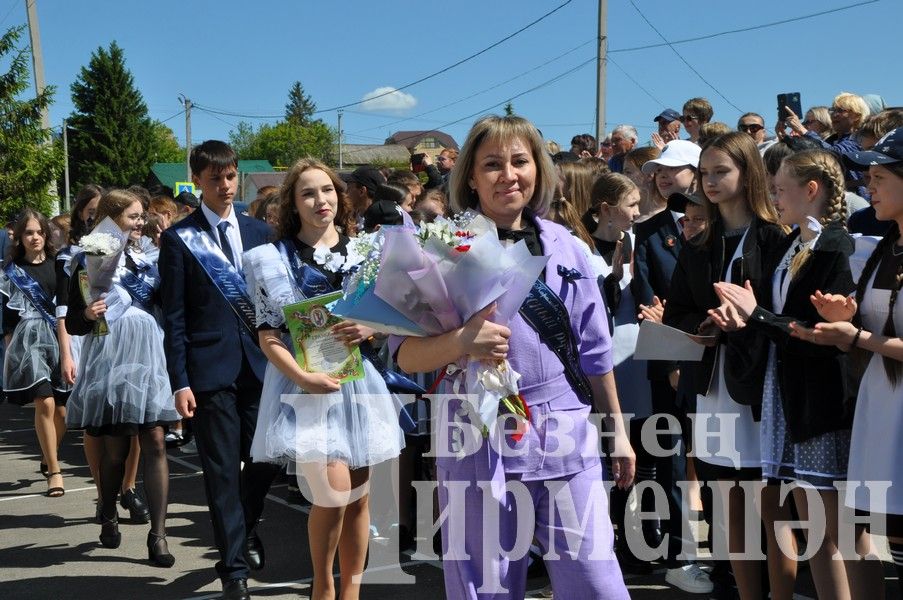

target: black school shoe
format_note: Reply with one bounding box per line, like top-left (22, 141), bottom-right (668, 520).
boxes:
top-left (120, 488), bottom-right (151, 524)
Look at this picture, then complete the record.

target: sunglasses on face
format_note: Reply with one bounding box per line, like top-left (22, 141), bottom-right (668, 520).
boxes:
top-left (739, 123), bottom-right (764, 133)
top-left (680, 115), bottom-right (698, 123)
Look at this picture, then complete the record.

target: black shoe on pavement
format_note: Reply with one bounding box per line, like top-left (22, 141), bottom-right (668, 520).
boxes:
top-left (222, 578), bottom-right (250, 600)
top-left (244, 532), bottom-right (265, 571)
top-left (120, 488), bottom-right (151, 524)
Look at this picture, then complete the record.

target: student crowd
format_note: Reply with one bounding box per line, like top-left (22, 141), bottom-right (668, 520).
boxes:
top-left (2, 90), bottom-right (902, 600)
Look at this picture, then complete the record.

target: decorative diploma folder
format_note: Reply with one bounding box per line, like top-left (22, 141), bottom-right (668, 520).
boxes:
top-left (283, 291), bottom-right (364, 384)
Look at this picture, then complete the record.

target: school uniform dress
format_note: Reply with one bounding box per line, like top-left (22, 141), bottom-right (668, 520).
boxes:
top-left (755, 223), bottom-right (855, 487)
top-left (244, 238), bottom-right (404, 470)
top-left (0, 257), bottom-right (69, 404)
top-left (664, 219), bottom-right (786, 475)
top-left (847, 242), bottom-right (903, 521)
top-left (64, 240), bottom-right (177, 435)
top-left (394, 216), bottom-right (629, 600)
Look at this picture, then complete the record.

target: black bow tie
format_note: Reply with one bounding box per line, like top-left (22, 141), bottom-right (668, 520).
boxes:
top-left (497, 228), bottom-right (531, 242)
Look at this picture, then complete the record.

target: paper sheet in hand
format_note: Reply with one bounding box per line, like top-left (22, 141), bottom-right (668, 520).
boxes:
top-left (634, 320), bottom-right (712, 361)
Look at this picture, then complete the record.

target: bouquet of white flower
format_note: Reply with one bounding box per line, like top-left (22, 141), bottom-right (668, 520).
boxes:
top-left (77, 217), bottom-right (127, 336)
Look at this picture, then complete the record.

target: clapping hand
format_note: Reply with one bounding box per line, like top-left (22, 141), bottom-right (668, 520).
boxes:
top-left (811, 291), bottom-right (857, 323)
top-left (714, 280), bottom-right (758, 320)
top-left (708, 302), bottom-right (746, 332)
top-left (637, 295), bottom-right (665, 323)
top-left (789, 320), bottom-right (858, 351)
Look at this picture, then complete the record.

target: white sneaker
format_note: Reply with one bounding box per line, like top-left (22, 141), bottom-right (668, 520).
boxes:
top-left (665, 564), bottom-right (714, 594)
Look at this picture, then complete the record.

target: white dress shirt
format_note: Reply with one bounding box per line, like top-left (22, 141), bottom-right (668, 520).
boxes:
top-left (200, 201), bottom-right (243, 270)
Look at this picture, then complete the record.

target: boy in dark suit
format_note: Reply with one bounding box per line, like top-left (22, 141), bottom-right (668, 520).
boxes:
top-left (159, 141), bottom-right (278, 600)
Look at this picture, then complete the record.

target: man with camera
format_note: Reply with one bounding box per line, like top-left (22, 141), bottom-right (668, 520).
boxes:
top-left (418, 148), bottom-right (457, 190)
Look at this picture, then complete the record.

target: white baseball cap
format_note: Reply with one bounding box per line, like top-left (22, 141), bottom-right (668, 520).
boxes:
top-left (641, 140), bottom-right (701, 174)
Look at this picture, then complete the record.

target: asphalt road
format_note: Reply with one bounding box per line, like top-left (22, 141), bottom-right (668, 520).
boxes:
top-left (1, 402), bottom-right (899, 599)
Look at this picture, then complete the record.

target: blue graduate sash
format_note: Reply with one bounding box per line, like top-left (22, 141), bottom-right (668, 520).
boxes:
top-left (116, 263), bottom-right (156, 310)
top-left (176, 226), bottom-right (256, 335)
top-left (3, 262), bottom-right (57, 327)
top-left (519, 278), bottom-right (594, 406)
top-left (274, 239), bottom-right (422, 429)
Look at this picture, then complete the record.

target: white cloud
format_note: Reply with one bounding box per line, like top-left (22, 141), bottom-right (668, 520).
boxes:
top-left (360, 86), bottom-right (417, 112)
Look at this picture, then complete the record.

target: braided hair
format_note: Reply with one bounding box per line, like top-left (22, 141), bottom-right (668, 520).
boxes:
top-left (855, 220), bottom-right (903, 386)
top-left (780, 150), bottom-right (848, 278)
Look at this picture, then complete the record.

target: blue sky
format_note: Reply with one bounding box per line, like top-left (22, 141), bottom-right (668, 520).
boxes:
top-left (7, 0), bottom-right (902, 152)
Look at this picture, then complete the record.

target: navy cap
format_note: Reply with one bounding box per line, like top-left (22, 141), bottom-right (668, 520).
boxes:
top-left (363, 200), bottom-right (403, 232)
top-left (667, 192), bottom-right (704, 213)
top-left (174, 190), bottom-right (200, 209)
top-left (654, 108), bottom-right (681, 123)
top-left (844, 127), bottom-right (903, 171)
top-left (347, 166), bottom-right (386, 194)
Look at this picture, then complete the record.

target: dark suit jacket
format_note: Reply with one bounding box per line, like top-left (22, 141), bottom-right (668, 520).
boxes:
top-left (663, 218), bottom-right (786, 415)
top-left (159, 209), bottom-right (271, 393)
top-left (747, 223), bottom-right (856, 441)
top-left (632, 209), bottom-right (682, 380)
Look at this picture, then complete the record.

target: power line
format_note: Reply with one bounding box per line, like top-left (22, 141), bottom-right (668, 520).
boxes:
top-left (193, 0), bottom-right (576, 120)
top-left (0, 0), bottom-right (18, 29)
top-left (157, 109), bottom-right (185, 124)
top-left (607, 55), bottom-right (664, 108)
top-left (340, 56), bottom-right (595, 159)
top-left (627, 0), bottom-right (742, 113)
top-left (316, 0), bottom-right (576, 113)
top-left (610, 0), bottom-right (878, 54)
top-left (347, 39), bottom-right (595, 136)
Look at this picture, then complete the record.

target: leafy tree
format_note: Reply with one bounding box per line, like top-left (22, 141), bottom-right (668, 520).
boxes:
top-left (67, 42), bottom-right (156, 188)
top-left (149, 121), bottom-right (185, 163)
top-left (504, 102), bottom-right (515, 116)
top-left (0, 25), bottom-right (63, 217)
top-left (230, 120), bottom-right (335, 168)
top-left (285, 81), bottom-right (317, 126)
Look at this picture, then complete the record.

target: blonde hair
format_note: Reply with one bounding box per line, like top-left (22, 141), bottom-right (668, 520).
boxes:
top-left (547, 198), bottom-right (594, 248)
top-left (449, 115), bottom-right (556, 217)
top-left (833, 92), bottom-right (871, 130)
top-left (558, 161), bottom-right (597, 218)
top-left (781, 150), bottom-right (847, 277)
top-left (94, 189), bottom-right (144, 228)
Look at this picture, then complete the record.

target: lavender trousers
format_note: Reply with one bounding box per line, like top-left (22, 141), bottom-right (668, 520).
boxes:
top-left (437, 461), bottom-right (630, 599)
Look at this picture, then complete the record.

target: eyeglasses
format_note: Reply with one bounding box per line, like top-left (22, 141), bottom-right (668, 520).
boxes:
top-left (436, 156), bottom-right (449, 162)
top-left (739, 123), bottom-right (764, 133)
top-left (600, 141), bottom-right (612, 147)
top-left (829, 107), bottom-right (849, 115)
top-left (802, 119), bottom-right (817, 127)
top-left (680, 115), bottom-right (698, 123)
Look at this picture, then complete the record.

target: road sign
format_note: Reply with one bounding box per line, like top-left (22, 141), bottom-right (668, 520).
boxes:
top-left (175, 181), bottom-right (195, 195)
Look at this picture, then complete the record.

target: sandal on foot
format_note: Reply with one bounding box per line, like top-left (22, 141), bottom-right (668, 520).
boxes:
top-left (46, 472), bottom-right (65, 498)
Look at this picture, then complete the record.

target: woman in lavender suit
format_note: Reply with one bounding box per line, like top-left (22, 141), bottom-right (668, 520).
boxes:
top-left (392, 115), bottom-right (634, 599)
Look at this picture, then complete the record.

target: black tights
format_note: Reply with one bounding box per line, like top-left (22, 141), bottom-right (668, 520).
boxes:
top-left (98, 427), bottom-right (169, 535)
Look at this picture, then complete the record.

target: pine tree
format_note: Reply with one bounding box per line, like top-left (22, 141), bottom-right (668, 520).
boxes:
top-left (285, 81), bottom-right (317, 126)
top-left (68, 42), bottom-right (155, 188)
top-left (504, 102), bottom-right (515, 116)
top-left (0, 25), bottom-right (63, 217)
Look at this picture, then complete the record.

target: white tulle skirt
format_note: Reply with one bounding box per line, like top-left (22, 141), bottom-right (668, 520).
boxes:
top-left (3, 317), bottom-right (69, 403)
top-left (66, 306), bottom-right (177, 434)
top-left (251, 335), bottom-right (405, 470)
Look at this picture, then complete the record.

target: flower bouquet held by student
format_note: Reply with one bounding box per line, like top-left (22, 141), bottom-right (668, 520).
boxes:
top-left (76, 216), bottom-right (128, 336)
top-left (65, 189), bottom-right (178, 566)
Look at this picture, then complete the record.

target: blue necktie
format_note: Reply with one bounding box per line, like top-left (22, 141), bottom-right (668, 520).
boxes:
top-left (217, 221), bottom-right (236, 267)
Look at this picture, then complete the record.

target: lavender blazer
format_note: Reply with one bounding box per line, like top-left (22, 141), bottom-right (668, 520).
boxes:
top-left (393, 215), bottom-right (615, 481)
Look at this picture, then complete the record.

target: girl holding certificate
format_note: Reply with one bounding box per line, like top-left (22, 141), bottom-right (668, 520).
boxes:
top-left (244, 158), bottom-right (404, 600)
top-left (65, 189), bottom-right (177, 565)
top-left (1, 209), bottom-right (70, 497)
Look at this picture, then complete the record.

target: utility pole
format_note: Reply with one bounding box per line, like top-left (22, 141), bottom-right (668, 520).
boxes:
top-left (337, 110), bottom-right (344, 169)
top-left (595, 0), bottom-right (608, 146)
top-left (62, 120), bottom-right (70, 210)
top-left (25, 0), bottom-right (50, 133)
top-left (180, 95), bottom-right (192, 179)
